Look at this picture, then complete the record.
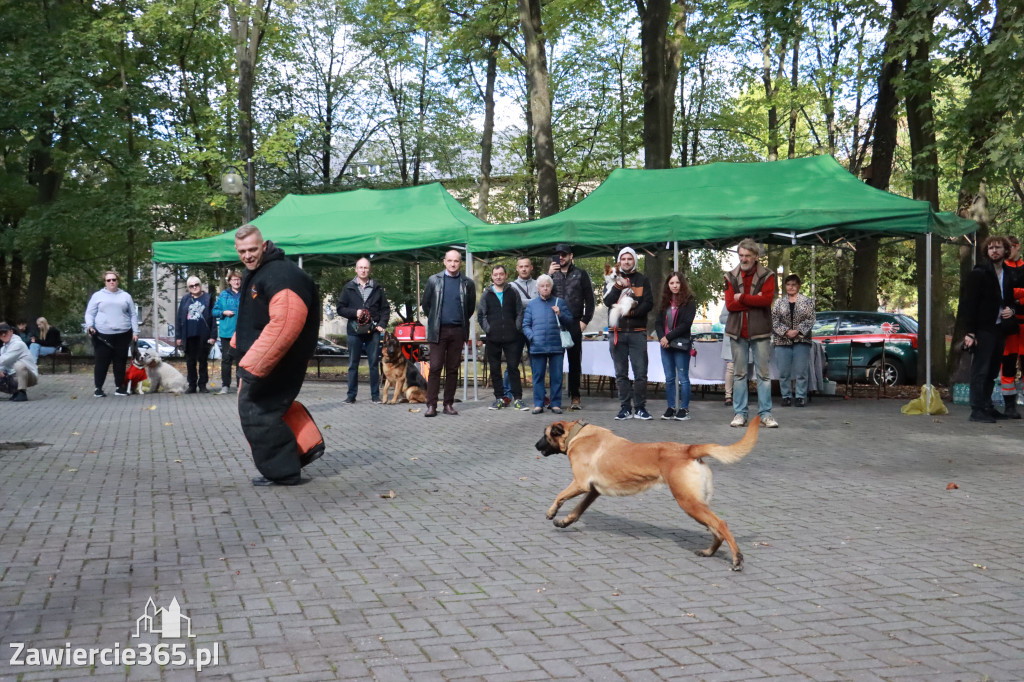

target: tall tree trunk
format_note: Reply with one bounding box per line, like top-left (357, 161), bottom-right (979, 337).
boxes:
top-left (636, 0), bottom-right (683, 170)
top-left (904, 3), bottom-right (946, 385)
top-left (413, 32), bottom-right (430, 187)
top-left (524, 94), bottom-right (537, 221)
top-left (852, 0), bottom-right (907, 313)
top-left (518, 0), bottom-right (558, 217)
top-left (228, 0), bottom-right (273, 222)
top-left (761, 23), bottom-right (788, 161)
top-left (787, 19), bottom-right (801, 160)
top-left (477, 37), bottom-right (499, 220)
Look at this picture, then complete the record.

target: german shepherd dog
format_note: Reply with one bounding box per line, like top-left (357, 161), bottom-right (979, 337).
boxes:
top-left (536, 419), bottom-right (759, 570)
top-left (381, 331), bottom-right (427, 404)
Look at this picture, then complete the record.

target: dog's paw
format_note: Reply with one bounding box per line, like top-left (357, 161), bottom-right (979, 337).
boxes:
top-left (695, 548), bottom-right (714, 558)
top-left (545, 510), bottom-right (556, 520)
top-left (553, 517), bottom-right (575, 528)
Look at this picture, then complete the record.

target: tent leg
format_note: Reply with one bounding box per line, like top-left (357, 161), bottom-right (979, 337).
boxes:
top-left (466, 249), bottom-right (477, 403)
top-left (152, 261), bottom-right (159, 342)
top-left (925, 233), bottom-right (932, 406)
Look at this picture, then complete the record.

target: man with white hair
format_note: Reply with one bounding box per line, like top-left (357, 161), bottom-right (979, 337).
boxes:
top-left (175, 275), bottom-right (217, 393)
top-left (603, 246), bottom-right (654, 420)
top-left (724, 239), bottom-right (778, 428)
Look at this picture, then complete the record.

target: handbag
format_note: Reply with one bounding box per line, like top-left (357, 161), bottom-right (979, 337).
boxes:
top-left (555, 299), bottom-right (574, 349)
top-left (669, 336), bottom-right (692, 353)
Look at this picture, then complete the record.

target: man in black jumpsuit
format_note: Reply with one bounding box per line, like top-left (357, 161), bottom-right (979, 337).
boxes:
top-left (233, 225), bottom-right (321, 485)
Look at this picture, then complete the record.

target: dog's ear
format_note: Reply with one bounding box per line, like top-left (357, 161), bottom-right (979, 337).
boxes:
top-left (550, 423), bottom-right (565, 438)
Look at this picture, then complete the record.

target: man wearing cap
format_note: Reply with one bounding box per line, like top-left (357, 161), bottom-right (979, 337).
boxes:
top-left (0, 322), bottom-right (38, 402)
top-left (549, 244), bottom-right (595, 410)
top-left (175, 276), bottom-right (218, 394)
top-left (603, 246), bottom-right (654, 420)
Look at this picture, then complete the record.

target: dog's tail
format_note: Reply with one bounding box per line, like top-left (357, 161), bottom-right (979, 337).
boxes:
top-left (690, 418), bottom-right (758, 464)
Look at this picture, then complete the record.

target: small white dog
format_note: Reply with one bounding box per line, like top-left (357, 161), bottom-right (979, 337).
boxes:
top-left (608, 285), bottom-right (637, 329)
top-left (138, 349), bottom-right (188, 395)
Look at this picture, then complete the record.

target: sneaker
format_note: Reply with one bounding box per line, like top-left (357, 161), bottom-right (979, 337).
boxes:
top-left (675, 408), bottom-right (690, 421)
top-left (185, 387), bottom-right (197, 394)
top-left (795, 397), bottom-right (805, 407)
top-left (990, 409), bottom-right (1009, 421)
top-left (489, 399), bottom-right (505, 410)
top-left (969, 411), bottom-right (996, 423)
top-left (532, 406), bottom-right (544, 414)
top-left (218, 386), bottom-right (230, 395)
top-left (730, 413), bottom-right (747, 427)
top-left (371, 398), bottom-right (384, 405)
top-left (761, 414), bottom-right (779, 428)
top-left (10, 390), bottom-right (27, 402)
top-left (570, 398), bottom-right (582, 411)
top-left (661, 408), bottom-right (676, 420)
top-left (198, 386), bottom-right (209, 394)
top-left (615, 407), bottom-right (633, 420)
top-left (550, 406), bottom-right (563, 414)
top-left (634, 408), bottom-right (653, 421)
top-left (114, 387), bottom-right (128, 397)
top-left (511, 399), bottom-right (527, 411)
top-left (343, 397), bottom-right (356, 404)
top-left (781, 397), bottom-right (792, 407)
top-left (93, 388), bottom-right (106, 398)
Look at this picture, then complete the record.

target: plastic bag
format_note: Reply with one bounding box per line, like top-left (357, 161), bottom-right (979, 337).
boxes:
top-left (901, 384), bottom-right (948, 415)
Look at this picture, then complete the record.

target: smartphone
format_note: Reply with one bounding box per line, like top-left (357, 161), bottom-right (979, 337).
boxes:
top-left (552, 255), bottom-right (561, 266)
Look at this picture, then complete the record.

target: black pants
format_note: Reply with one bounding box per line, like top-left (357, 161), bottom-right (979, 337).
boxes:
top-left (220, 338), bottom-right (238, 387)
top-left (92, 330), bottom-right (132, 391)
top-left (969, 329), bottom-right (1005, 414)
top-left (238, 376), bottom-right (306, 484)
top-left (184, 337), bottom-right (210, 389)
top-left (427, 326), bottom-right (465, 407)
top-left (564, 324), bottom-right (583, 400)
top-left (486, 338), bottom-right (523, 400)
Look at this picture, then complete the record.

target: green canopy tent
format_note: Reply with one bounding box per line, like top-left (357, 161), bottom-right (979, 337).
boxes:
top-left (151, 182), bottom-right (487, 266)
top-left (466, 156), bottom-right (976, 394)
top-left (467, 155), bottom-right (974, 254)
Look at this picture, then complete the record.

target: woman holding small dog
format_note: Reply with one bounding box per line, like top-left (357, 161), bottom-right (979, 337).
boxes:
top-left (656, 271), bottom-right (697, 421)
top-left (523, 274), bottom-right (574, 415)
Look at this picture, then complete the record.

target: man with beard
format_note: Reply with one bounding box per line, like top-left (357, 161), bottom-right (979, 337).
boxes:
top-left (962, 235), bottom-right (1017, 423)
top-left (549, 244), bottom-right (595, 410)
top-left (233, 225), bottom-right (322, 485)
top-left (724, 239), bottom-right (778, 429)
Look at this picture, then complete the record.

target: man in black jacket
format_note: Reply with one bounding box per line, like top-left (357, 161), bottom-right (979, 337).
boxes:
top-left (603, 246), bottom-right (654, 420)
top-left (421, 249), bottom-right (476, 417)
top-left (549, 243), bottom-right (595, 410)
top-left (477, 264), bottom-right (526, 411)
top-left (337, 257), bottom-right (390, 404)
top-left (233, 225), bottom-right (321, 486)
top-left (961, 235), bottom-right (1017, 423)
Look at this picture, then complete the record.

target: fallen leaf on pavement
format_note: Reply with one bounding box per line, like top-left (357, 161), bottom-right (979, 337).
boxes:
top-left (409, 408), bottom-right (420, 413)
top-left (381, 490), bottom-right (395, 499)
top-left (946, 482), bottom-right (959, 490)
top-left (973, 563), bottom-right (987, 570)
top-left (164, 422), bottom-right (173, 426)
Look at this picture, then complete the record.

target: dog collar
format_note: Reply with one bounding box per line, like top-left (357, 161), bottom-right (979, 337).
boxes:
top-left (563, 421), bottom-right (589, 451)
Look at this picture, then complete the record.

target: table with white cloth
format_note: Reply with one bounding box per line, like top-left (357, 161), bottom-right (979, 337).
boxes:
top-left (568, 339), bottom-right (825, 392)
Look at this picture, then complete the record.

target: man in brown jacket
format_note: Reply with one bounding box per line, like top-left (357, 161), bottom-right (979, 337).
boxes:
top-left (724, 239), bottom-right (777, 428)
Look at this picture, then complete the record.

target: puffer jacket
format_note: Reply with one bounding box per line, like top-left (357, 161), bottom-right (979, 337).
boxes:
top-left (771, 294), bottom-right (815, 346)
top-left (523, 296), bottom-right (574, 354)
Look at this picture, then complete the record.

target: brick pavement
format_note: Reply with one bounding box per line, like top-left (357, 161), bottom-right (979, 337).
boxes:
top-left (1, 374), bottom-right (1022, 681)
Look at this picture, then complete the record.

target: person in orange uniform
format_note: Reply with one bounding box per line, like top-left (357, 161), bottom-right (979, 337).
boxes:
top-left (999, 235), bottom-right (1024, 418)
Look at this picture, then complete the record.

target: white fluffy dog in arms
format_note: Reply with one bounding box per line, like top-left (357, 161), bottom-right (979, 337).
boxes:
top-left (138, 348), bottom-right (188, 395)
top-left (607, 282), bottom-right (636, 329)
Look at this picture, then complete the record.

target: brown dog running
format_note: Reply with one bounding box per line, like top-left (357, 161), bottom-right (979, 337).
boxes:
top-left (381, 331), bottom-right (427, 404)
top-left (535, 418), bottom-right (759, 570)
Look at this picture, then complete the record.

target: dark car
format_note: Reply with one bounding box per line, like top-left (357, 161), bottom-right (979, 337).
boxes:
top-left (812, 311), bottom-right (918, 386)
top-left (315, 338), bottom-right (348, 357)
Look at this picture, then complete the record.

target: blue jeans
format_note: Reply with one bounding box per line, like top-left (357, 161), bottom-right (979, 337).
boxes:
top-left (530, 352), bottom-right (563, 408)
top-left (775, 343), bottom-right (810, 399)
top-left (29, 344), bottom-right (58, 362)
top-left (347, 332), bottom-right (381, 400)
top-left (731, 337), bottom-right (773, 418)
top-left (660, 347), bottom-right (691, 410)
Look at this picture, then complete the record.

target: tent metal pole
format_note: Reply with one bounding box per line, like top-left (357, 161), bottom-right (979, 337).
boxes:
top-left (672, 241), bottom-right (680, 410)
top-left (298, 255), bottom-right (303, 270)
top-left (673, 241), bottom-right (678, 271)
top-left (925, 234), bottom-right (933, 406)
top-left (466, 249), bottom-right (478, 402)
top-left (152, 261), bottom-right (158, 342)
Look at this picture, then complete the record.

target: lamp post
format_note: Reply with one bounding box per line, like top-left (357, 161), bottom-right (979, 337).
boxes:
top-left (220, 158), bottom-right (255, 223)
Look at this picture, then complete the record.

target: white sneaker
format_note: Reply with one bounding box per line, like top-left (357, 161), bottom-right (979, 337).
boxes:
top-left (730, 414), bottom-right (747, 428)
top-left (761, 414), bottom-right (779, 428)
top-left (218, 386), bottom-right (230, 395)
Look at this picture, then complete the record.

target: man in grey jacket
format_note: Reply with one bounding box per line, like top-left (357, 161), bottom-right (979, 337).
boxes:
top-left (421, 249), bottom-right (476, 417)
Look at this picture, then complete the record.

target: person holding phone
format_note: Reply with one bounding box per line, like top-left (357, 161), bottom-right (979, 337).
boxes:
top-left (548, 244), bottom-right (594, 411)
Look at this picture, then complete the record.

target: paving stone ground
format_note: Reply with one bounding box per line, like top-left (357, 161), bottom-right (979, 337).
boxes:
top-left (1, 373), bottom-right (1022, 681)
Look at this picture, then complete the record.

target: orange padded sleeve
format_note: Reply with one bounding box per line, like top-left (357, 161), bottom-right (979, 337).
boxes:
top-left (239, 289), bottom-right (308, 379)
